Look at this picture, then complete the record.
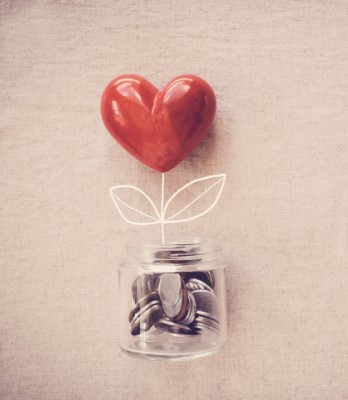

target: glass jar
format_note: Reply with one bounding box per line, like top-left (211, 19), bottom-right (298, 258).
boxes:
top-left (118, 237), bottom-right (227, 360)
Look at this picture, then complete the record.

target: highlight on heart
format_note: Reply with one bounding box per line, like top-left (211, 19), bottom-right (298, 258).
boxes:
top-left (100, 74), bottom-right (226, 243)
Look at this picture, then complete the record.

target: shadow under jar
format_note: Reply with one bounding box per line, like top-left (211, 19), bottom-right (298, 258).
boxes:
top-left (118, 237), bottom-right (227, 361)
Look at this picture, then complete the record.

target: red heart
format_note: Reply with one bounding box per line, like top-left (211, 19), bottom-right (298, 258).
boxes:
top-left (100, 74), bottom-right (216, 172)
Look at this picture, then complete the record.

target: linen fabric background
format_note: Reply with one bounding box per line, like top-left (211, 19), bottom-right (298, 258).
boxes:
top-left (1, 1), bottom-right (348, 399)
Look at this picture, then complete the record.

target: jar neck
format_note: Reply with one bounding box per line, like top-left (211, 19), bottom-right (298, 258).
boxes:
top-left (124, 236), bottom-right (222, 266)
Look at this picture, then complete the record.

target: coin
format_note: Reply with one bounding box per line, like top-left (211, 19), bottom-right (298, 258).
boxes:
top-left (153, 249), bottom-right (172, 263)
top-left (131, 273), bottom-right (158, 304)
top-left (178, 292), bottom-right (196, 326)
top-left (130, 303), bottom-right (163, 336)
top-left (155, 318), bottom-right (198, 335)
top-left (129, 299), bottom-right (161, 325)
top-left (191, 315), bottom-right (219, 333)
top-left (191, 289), bottom-right (219, 320)
top-left (128, 291), bottom-right (160, 323)
top-left (196, 310), bottom-right (219, 323)
top-left (128, 268), bottom-right (220, 338)
top-left (181, 271), bottom-right (215, 288)
top-left (158, 273), bottom-right (188, 321)
top-left (186, 278), bottom-right (214, 293)
top-left (154, 246), bottom-right (202, 265)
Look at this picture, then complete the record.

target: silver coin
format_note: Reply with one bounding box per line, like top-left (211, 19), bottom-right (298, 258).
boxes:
top-left (155, 318), bottom-right (198, 335)
top-left (195, 315), bottom-right (219, 328)
top-left (196, 309), bottom-right (219, 324)
top-left (191, 289), bottom-right (219, 319)
top-left (132, 273), bottom-right (158, 304)
top-left (178, 292), bottom-right (196, 326)
top-left (158, 273), bottom-right (188, 320)
top-left (181, 271), bottom-right (215, 288)
top-left (205, 270), bottom-right (215, 288)
top-left (155, 246), bottom-right (202, 265)
top-left (191, 315), bottom-right (219, 332)
top-left (186, 278), bottom-right (214, 293)
top-left (129, 299), bottom-right (161, 325)
top-left (130, 303), bottom-right (163, 336)
top-left (153, 250), bottom-right (172, 263)
top-left (192, 322), bottom-right (218, 333)
top-left (128, 291), bottom-right (160, 322)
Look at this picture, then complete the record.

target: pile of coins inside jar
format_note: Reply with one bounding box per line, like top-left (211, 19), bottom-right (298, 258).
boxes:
top-left (129, 270), bottom-right (219, 336)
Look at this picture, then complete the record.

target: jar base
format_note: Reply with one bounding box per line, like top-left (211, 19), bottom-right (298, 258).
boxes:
top-left (120, 343), bottom-right (224, 361)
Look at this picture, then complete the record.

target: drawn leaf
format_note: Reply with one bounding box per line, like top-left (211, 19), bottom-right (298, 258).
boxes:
top-left (110, 185), bottom-right (161, 225)
top-left (163, 174), bottom-right (226, 224)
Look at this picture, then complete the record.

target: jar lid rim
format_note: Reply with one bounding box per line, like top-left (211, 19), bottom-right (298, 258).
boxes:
top-left (125, 234), bottom-right (223, 251)
top-left (123, 234), bottom-right (224, 266)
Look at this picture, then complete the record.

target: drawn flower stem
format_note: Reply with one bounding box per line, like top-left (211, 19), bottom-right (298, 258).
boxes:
top-left (160, 173), bottom-right (165, 244)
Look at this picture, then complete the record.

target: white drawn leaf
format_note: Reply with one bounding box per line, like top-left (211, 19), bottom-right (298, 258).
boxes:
top-left (110, 185), bottom-right (161, 225)
top-left (163, 174), bottom-right (226, 224)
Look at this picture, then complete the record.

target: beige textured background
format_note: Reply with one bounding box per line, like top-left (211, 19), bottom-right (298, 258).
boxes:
top-left (1, 1), bottom-right (348, 399)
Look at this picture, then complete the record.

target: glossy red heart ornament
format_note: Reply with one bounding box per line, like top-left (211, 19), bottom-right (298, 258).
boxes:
top-left (100, 74), bottom-right (216, 172)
